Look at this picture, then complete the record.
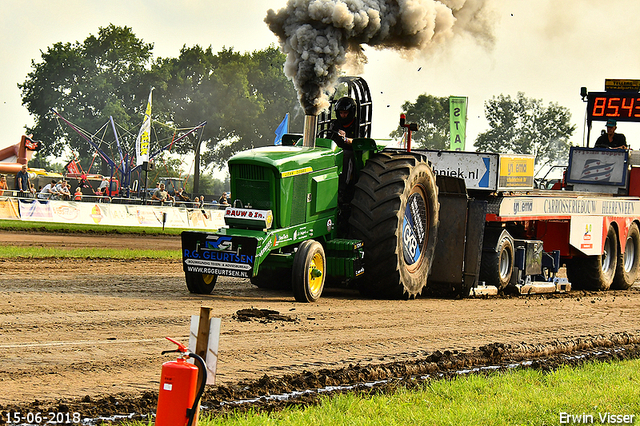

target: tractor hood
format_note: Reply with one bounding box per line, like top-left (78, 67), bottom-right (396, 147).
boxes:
top-left (228, 141), bottom-right (340, 176)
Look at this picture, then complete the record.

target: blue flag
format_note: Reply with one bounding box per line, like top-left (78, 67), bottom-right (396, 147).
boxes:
top-left (274, 113), bottom-right (289, 145)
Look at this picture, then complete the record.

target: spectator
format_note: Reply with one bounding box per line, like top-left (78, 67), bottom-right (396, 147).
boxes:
top-left (74, 187), bottom-right (83, 201)
top-left (0, 175), bottom-right (8, 196)
top-left (198, 196), bottom-right (205, 208)
top-left (15, 164), bottom-right (30, 195)
top-left (98, 177), bottom-right (109, 191)
top-left (175, 188), bottom-right (191, 204)
top-left (38, 180), bottom-right (58, 199)
top-left (28, 183), bottom-right (37, 197)
top-left (218, 192), bottom-right (229, 205)
top-left (152, 183), bottom-right (173, 203)
top-left (58, 181), bottom-right (71, 200)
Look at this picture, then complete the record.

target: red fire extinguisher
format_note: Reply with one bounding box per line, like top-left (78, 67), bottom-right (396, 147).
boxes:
top-left (156, 337), bottom-right (207, 426)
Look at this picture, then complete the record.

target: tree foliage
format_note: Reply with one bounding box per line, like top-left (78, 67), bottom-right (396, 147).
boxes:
top-left (19, 24), bottom-right (155, 173)
top-left (20, 26), bottom-right (299, 186)
top-left (390, 94), bottom-right (450, 149)
top-left (474, 93), bottom-right (575, 166)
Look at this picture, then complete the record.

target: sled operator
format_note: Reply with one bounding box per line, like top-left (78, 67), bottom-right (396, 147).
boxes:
top-left (595, 118), bottom-right (628, 149)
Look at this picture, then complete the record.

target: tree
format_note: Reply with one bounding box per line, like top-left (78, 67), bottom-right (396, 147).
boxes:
top-left (390, 94), bottom-right (450, 149)
top-left (474, 93), bottom-right (575, 166)
top-left (155, 45), bottom-right (298, 192)
top-left (20, 25), bottom-right (157, 174)
top-left (21, 26), bottom-right (298, 193)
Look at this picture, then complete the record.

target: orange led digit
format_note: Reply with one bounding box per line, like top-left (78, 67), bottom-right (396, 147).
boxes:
top-left (592, 97), bottom-right (606, 116)
top-left (606, 97), bottom-right (620, 116)
top-left (621, 97), bottom-right (634, 117)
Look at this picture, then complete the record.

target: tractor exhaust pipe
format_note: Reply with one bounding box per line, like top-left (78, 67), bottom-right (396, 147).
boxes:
top-left (303, 115), bottom-right (318, 147)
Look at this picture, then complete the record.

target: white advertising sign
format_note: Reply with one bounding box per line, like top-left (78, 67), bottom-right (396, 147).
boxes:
top-left (419, 150), bottom-right (498, 191)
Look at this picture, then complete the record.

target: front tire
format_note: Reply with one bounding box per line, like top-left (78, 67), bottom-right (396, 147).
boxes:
top-left (292, 240), bottom-right (326, 303)
top-left (349, 151), bottom-right (439, 299)
top-left (186, 272), bottom-right (217, 294)
top-left (613, 223), bottom-right (640, 290)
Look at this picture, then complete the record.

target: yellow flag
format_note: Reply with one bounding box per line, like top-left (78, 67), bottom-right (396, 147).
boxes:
top-left (136, 89), bottom-right (153, 166)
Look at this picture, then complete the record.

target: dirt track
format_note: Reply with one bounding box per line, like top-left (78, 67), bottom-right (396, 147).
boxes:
top-left (1, 231), bottom-right (640, 416)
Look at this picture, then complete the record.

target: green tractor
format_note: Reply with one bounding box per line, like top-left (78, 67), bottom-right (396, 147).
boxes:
top-left (181, 77), bottom-right (442, 302)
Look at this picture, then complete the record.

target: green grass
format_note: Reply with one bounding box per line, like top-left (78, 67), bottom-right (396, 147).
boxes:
top-left (0, 245), bottom-right (179, 259)
top-left (127, 359), bottom-right (640, 426)
top-left (0, 219), bottom-right (184, 235)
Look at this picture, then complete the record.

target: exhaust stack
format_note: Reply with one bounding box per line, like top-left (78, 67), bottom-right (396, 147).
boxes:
top-left (302, 115), bottom-right (318, 147)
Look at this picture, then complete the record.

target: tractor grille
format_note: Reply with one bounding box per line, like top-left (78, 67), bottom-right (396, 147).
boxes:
top-left (231, 164), bottom-right (272, 211)
top-left (290, 174), bottom-right (307, 225)
top-left (235, 164), bottom-right (267, 180)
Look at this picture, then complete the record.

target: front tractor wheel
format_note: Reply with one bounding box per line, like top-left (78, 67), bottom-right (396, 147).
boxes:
top-left (349, 151), bottom-right (439, 299)
top-left (185, 272), bottom-right (218, 294)
top-left (292, 240), bottom-right (326, 303)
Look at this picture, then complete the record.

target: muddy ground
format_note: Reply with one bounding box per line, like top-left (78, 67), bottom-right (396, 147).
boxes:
top-left (1, 231), bottom-right (640, 421)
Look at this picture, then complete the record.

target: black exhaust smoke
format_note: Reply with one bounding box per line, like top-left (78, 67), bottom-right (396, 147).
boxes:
top-left (265, 0), bottom-right (495, 116)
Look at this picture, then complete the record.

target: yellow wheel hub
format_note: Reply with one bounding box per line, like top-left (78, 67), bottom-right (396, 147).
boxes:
top-left (308, 252), bottom-right (324, 295)
top-left (203, 274), bottom-right (215, 285)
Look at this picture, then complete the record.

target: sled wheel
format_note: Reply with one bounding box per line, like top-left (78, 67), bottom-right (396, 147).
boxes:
top-left (185, 272), bottom-right (218, 294)
top-left (292, 240), bottom-right (326, 303)
top-left (567, 225), bottom-right (618, 291)
top-left (349, 151), bottom-right (439, 299)
top-left (480, 232), bottom-right (514, 290)
top-left (613, 222), bottom-right (640, 290)
top-left (250, 268), bottom-right (292, 290)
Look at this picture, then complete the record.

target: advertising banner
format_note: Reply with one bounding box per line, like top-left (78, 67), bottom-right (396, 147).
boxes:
top-left (449, 96), bottom-right (467, 151)
top-left (0, 199), bottom-right (20, 219)
top-left (498, 154), bottom-right (535, 189)
top-left (13, 198), bottom-right (225, 230)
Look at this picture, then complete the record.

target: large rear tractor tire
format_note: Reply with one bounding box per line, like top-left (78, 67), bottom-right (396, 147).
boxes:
top-left (613, 222), bottom-right (640, 290)
top-left (292, 240), bottom-right (326, 303)
top-left (349, 151), bottom-right (439, 299)
top-left (566, 225), bottom-right (618, 291)
top-left (479, 231), bottom-right (515, 290)
top-left (185, 272), bottom-right (218, 294)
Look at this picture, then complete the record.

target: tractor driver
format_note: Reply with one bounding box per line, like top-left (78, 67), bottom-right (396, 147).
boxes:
top-left (329, 97), bottom-right (358, 232)
top-left (329, 97), bottom-right (357, 192)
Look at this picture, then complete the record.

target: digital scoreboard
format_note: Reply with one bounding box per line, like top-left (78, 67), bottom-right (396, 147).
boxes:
top-left (587, 92), bottom-right (640, 123)
top-left (586, 79), bottom-right (640, 124)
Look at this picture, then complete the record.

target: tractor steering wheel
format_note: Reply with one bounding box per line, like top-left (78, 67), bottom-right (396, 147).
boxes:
top-left (317, 129), bottom-right (340, 139)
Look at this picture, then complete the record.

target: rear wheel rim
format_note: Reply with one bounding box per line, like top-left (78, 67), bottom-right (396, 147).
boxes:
top-left (308, 251), bottom-right (324, 297)
top-left (624, 237), bottom-right (636, 273)
top-left (602, 237), bottom-right (612, 273)
top-left (402, 187), bottom-right (429, 273)
top-left (499, 248), bottom-right (511, 280)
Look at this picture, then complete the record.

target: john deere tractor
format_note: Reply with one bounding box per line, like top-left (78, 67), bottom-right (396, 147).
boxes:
top-left (181, 77), bottom-right (444, 302)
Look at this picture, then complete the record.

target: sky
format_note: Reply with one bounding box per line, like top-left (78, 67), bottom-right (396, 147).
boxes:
top-left (2, 0), bottom-right (640, 167)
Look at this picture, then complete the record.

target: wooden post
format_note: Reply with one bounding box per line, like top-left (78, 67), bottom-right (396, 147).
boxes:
top-left (193, 307), bottom-right (212, 426)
